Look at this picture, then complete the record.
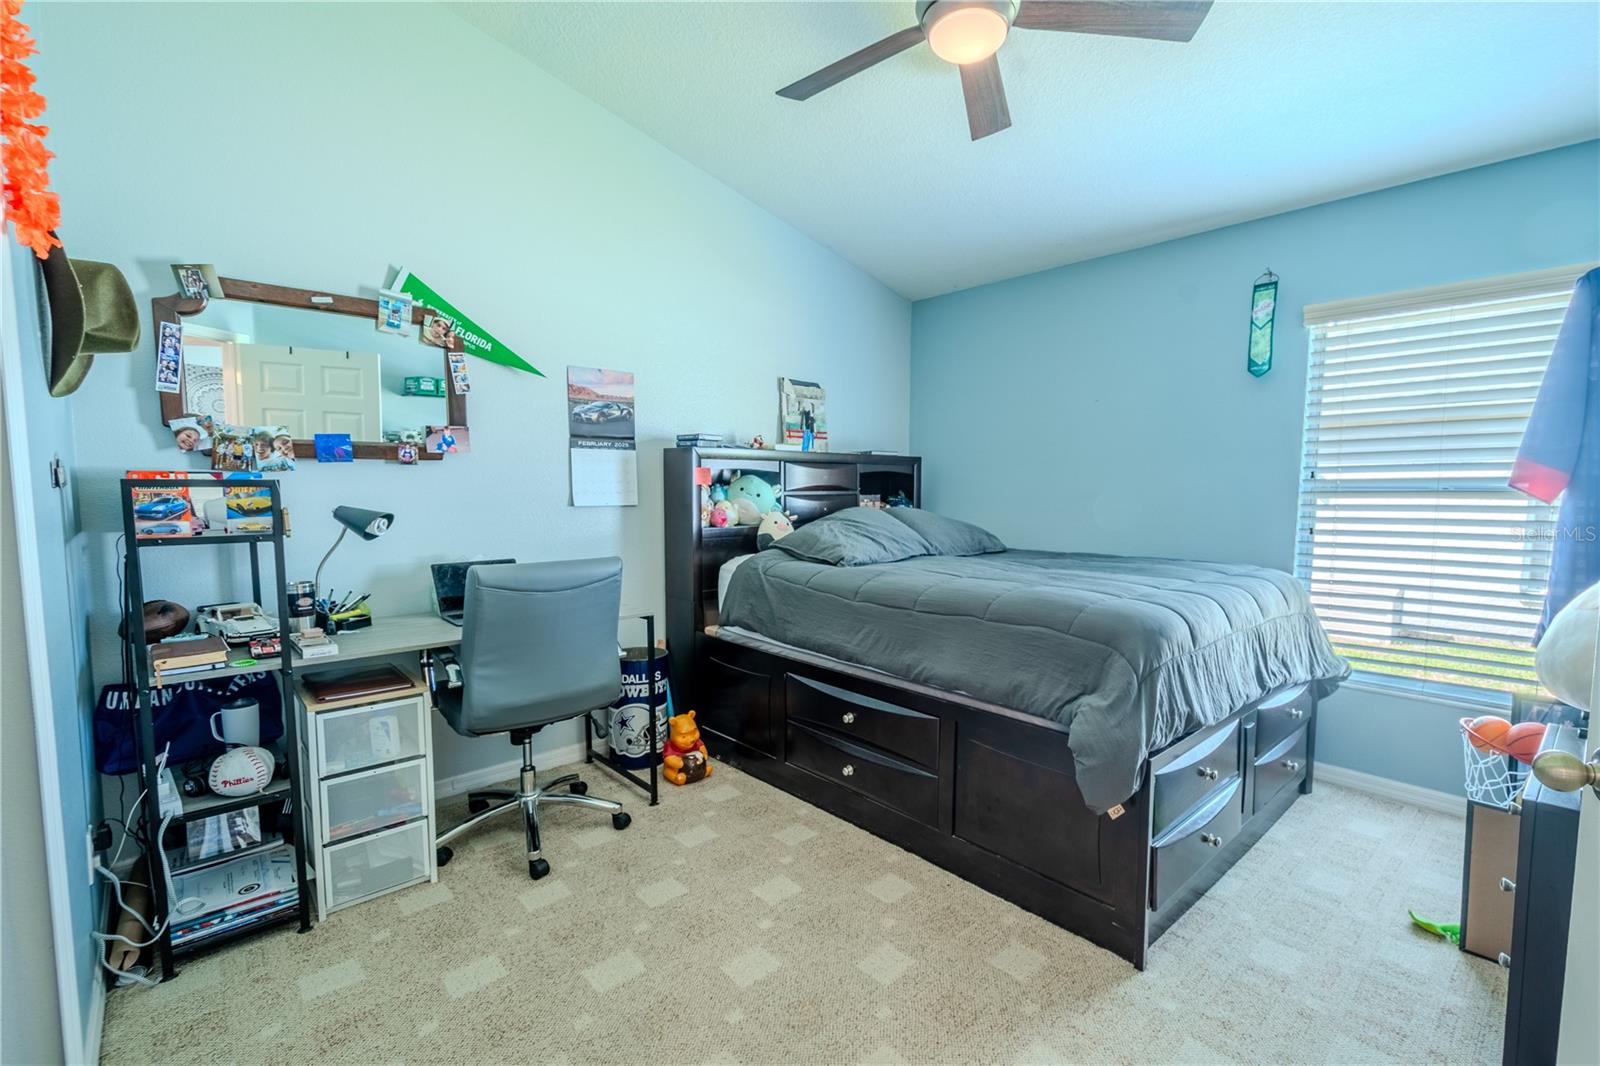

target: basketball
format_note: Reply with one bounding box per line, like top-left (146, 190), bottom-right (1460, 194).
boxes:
top-left (1501, 722), bottom-right (1547, 765)
top-left (1466, 715), bottom-right (1511, 752)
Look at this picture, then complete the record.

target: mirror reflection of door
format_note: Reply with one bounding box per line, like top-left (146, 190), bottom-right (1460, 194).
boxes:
top-left (227, 345), bottom-right (381, 438)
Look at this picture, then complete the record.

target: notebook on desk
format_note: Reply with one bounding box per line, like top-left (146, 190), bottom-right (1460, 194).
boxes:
top-left (430, 558), bottom-right (516, 625)
top-left (302, 666), bottom-right (416, 704)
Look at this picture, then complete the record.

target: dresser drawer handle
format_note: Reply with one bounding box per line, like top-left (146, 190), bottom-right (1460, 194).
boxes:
top-left (841, 711), bottom-right (857, 725)
top-left (1281, 759), bottom-right (1302, 772)
top-left (841, 764), bottom-right (855, 777)
top-left (1500, 877), bottom-right (1516, 893)
top-left (1195, 766), bottom-right (1218, 780)
top-left (1199, 832), bottom-right (1222, 847)
top-left (1497, 952), bottom-right (1512, 968)
top-left (1287, 708), bottom-right (1305, 720)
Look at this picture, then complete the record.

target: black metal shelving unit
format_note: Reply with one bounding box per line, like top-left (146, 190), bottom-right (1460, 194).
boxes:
top-left (118, 477), bottom-right (312, 980)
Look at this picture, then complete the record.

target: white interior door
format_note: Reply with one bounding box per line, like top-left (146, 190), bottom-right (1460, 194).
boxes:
top-left (236, 345), bottom-right (380, 438)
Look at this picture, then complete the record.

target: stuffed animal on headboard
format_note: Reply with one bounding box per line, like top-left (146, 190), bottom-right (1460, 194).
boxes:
top-left (756, 511), bottom-right (794, 550)
top-left (726, 474), bottom-right (783, 525)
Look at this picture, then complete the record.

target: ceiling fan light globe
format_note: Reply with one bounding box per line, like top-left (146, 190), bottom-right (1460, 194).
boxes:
top-left (926, 4), bottom-right (1010, 65)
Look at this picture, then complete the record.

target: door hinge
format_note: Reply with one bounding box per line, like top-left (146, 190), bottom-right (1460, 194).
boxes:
top-left (48, 456), bottom-right (66, 489)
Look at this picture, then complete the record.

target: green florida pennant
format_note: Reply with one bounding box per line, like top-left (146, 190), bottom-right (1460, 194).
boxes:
top-left (391, 267), bottom-right (543, 377)
top-left (1248, 271), bottom-right (1277, 378)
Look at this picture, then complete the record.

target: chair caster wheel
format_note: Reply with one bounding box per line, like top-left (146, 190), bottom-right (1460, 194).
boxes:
top-left (612, 812), bottom-right (631, 831)
top-left (570, 781), bottom-right (589, 795)
top-left (436, 847), bottom-right (453, 867)
top-left (468, 798), bottom-right (491, 814)
top-left (528, 858), bottom-right (551, 880)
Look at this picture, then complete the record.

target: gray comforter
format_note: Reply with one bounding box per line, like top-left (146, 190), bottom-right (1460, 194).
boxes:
top-left (721, 550), bottom-right (1348, 812)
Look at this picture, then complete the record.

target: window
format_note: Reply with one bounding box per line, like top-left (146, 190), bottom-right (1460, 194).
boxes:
top-left (1297, 266), bottom-right (1591, 701)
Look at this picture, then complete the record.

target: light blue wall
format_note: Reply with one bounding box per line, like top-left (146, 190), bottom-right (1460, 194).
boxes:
top-left (912, 141), bottom-right (1600, 796)
top-left (31, 2), bottom-right (911, 790)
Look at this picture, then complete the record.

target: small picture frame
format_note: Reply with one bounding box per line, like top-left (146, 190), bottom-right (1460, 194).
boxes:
top-left (376, 290), bottom-right (413, 336)
top-left (156, 320), bottom-right (183, 394)
top-left (170, 415), bottom-right (212, 454)
top-left (447, 351), bottom-right (471, 394)
top-left (314, 433), bottom-right (354, 463)
top-left (395, 443), bottom-right (418, 466)
top-left (421, 313), bottom-right (453, 348)
top-left (170, 263), bottom-right (223, 300)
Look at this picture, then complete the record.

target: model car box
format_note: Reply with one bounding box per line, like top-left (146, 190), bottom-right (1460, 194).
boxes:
top-left (126, 471), bottom-right (196, 538)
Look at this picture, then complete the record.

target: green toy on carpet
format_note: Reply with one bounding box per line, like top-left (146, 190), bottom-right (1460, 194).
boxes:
top-left (1408, 909), bottom-right (1461, 946)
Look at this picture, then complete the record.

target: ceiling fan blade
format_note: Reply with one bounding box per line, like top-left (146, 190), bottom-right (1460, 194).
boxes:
top-left (776, 25), bottom-right (926, 101)
top-left (959, 54), bottom-right (1011, 141)
top-left (1013, 1), bottom-right (1213, 42)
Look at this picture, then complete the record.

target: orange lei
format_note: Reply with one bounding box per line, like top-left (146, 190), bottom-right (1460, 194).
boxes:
top-left (1, 0), bottom-right (61, 259)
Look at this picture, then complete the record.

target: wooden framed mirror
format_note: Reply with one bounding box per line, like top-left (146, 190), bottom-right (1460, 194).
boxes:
top-left (153, 278), bottom-right (468, 463)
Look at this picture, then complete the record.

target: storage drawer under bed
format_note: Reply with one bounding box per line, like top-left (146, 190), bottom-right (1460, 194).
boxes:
top-left (1150, 777), bottom-right (1243, 911)
top-left (785, 719), bottom-right (940, 827)
top-left (1252, 725), bottom-right (1309, 815)
top-left (1256, 683), bottom-right (1313, 753)
top-left (1150, 717), bottom-right (1241, 838)
top-left (787, 674), bottom-right (939, 770)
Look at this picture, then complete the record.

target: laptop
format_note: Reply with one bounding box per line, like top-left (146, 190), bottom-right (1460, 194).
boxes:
top-left (431, 559), bottom-right (516, 625)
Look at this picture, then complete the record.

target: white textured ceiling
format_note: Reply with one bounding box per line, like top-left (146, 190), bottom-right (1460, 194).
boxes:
top-left (453, 1), bottom-right (1600, 300)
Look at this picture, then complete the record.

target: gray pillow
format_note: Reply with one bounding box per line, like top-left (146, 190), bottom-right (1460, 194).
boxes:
top-left (771, 507), bottom-right (935, 567)
top-left (884, 507), bottom-right (1006, 556)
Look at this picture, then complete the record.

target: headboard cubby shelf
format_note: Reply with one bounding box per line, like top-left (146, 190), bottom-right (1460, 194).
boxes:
top-left (663, 447), bottom-right (921, 713)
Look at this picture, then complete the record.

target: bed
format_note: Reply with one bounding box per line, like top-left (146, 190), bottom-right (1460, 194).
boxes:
top-left (664, 447), bottom-right (1347, 968)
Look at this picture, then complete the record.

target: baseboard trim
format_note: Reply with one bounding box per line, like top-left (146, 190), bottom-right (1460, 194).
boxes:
top-left (1317, 763), bottom-right (1464, 817)
top-left (81, 963), bottom-right (105, 1066)
top-left (432, 741), bottom-right (590, 800)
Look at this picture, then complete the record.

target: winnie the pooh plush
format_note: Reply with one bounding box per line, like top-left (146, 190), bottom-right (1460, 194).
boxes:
top-left (662, 710), bottom-right (712, 786)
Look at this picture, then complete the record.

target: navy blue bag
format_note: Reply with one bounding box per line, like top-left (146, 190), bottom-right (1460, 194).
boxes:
top-left (93, 672), bottom-right (284, 775)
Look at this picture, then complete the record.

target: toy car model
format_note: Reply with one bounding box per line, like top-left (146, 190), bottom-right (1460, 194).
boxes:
top-left (571, 401), bottom-right (632, 424)
top-left (133, 495), bottom-right (189, 519)
top-left (228, 494), bottom-right (272, 514)
top-left (138, 523), bottom-right (188, 536)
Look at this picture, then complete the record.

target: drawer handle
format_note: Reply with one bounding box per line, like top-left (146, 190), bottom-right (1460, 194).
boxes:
top-left (1497, 952), bottom-right (1512, 969)
top-left (1199, 832), bottom-right (1223, 847)
top-left (1287, 708), bottom-right (1305, 720)
top-left (841, 711), bottom-right (857, 725)
top-left (841, 764), bottom-right (855, 777)
top-left (1195, 766), bottom-right (1219, 780)
top-left (1281, 759), bottom-right (1302, 772)
top-left (1500, 877), bottom-right (1516, 893)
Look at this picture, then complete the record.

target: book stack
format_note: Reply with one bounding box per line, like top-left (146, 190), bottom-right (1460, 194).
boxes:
top-left (676, 433), bottom-right (723, 447)
top-left (168, 844), bottom-right (299, 947)
top-left (149, 635), bottom-right (231, 686)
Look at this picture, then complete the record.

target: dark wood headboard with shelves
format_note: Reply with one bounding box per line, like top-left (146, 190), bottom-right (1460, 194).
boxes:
top-left (662, 447), bottom-right (921, 712)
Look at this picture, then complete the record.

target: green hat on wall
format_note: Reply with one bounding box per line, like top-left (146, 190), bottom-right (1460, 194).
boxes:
top-left (37, 238), bottom-right (140, 398)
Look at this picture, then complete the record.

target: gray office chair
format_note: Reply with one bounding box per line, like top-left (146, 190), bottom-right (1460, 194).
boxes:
top-left (427, 557), bottom-right (630, 880)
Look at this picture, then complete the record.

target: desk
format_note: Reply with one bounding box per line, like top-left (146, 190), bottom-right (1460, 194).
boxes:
top-left (291, 611), bottom-right (659, 806)
top-left (291, 612), bottom-right (462, 669)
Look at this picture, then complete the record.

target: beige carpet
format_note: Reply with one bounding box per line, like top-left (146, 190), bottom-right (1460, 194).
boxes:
top-left (101, 763), bottom-right (1505, 1065)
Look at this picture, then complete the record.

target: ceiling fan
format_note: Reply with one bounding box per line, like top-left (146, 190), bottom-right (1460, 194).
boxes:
top-left (776, 0), bottom-right (1213, 141)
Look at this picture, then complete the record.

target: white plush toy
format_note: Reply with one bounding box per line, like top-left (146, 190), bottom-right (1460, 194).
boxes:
top-left (1536, 580), bottom-right (1598, 711)
top-left (756, 511), bottom-right (795, 551)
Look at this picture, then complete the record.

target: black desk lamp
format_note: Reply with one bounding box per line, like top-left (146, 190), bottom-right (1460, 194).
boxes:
top-left (315, 505), bottom-right (393, 600)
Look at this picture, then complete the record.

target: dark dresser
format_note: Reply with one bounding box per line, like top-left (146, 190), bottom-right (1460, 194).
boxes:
top-left (1503, 722), bottom-right (1586, 1066)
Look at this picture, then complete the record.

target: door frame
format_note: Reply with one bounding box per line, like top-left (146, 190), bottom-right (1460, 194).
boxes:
top-left (0, 242), bottom-right (100, 1064)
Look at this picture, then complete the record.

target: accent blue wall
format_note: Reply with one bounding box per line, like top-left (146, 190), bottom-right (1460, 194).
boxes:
top-left (912, 141), bottom-right (1600, 796)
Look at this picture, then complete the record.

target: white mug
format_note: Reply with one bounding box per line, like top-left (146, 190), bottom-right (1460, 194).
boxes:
top-left (210, 699), bottom-right (260, 747)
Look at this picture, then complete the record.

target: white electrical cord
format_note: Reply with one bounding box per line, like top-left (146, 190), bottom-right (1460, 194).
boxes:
top-left (93, 745), bottom-right (202, 988)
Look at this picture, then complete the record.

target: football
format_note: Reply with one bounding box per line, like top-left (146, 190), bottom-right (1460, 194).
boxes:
top-left (207, 746), bottom-right (274, 797)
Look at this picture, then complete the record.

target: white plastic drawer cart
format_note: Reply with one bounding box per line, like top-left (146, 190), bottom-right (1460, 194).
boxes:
top-left (296, 677), bottom-right (437, 919)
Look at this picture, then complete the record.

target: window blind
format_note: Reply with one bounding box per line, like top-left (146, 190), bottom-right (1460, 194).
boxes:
top-left (1296, 266), bottom-right (1592, 699)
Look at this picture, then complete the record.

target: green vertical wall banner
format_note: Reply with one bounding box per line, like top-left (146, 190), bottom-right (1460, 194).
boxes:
top-left (1247, 270), bottom-right (1277, 378)
top-left (391, 267), bottom-right (542, 377)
